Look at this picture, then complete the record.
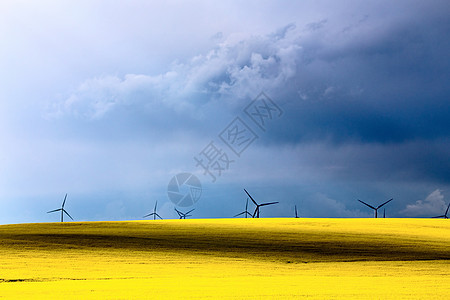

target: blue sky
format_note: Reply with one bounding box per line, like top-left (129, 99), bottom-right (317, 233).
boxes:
top-left (1, 0), bottom-right (449, 224)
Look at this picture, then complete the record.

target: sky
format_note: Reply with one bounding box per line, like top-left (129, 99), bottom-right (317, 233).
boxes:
top-left (1, 0), bottom-right (450, 224)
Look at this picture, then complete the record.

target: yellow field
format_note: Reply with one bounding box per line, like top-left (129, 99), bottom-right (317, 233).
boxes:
top-left (0, 218), bottom-right (449, 299)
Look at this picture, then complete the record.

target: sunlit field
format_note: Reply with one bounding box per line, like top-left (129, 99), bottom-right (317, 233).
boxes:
top-left (0, 218), bottom-right (449, 299)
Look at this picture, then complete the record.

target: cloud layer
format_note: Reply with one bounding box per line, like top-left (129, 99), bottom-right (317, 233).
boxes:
top-left (1, 1), bottom-right (450, 223)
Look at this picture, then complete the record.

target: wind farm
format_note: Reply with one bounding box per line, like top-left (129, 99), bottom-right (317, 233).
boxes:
top-left (1, 189), bottom-right (449, 298)
top-left (5, 186), bottom-right (450, 299)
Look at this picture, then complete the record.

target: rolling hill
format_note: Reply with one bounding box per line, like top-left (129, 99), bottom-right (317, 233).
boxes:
top-left (0, 218), bottom-right (449, 298)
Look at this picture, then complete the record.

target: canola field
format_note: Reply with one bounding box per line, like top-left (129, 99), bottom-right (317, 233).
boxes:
top-left (0, 218), bottom-right (449, 299)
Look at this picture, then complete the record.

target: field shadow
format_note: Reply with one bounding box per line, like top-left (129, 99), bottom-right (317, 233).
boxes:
top-left (1, 221), bottom-right (449, 264)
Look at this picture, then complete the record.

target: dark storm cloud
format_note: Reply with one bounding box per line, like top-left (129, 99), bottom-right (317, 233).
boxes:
top-left (52, 5), bottom-right (450, 189)
top-left (268, 12), bottom-right (450, 145)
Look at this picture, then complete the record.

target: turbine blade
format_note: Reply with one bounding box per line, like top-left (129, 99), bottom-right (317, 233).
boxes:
top-left (143, 213), bottom-right (155, 218)
top-left (186, 208), bottom-right (195, 215)
top-left (252, 208), bottom-right (258, 218)
top-left (47, 209), bottom-right (62, 213)
top-left (155, 213), bottom-right (163, 220)
top-left (63, 209), bottom-right (74, 220)
top-left (245, 198), bottom-right (249, 211)
top-left (445, 203), bottom-right (450, 216)
top-left (259, 201), bottom-right (279, 207)
top-left (234, 211), bottom-right (246, 217)
top-left (154, 201), bottom-right (158, 212)
top-left (432, 215), bottom-right (445, 218)
top-left (244, 189), bottom-right (258, 206)
top-left (377, 198), bottom-right (393, 209)
top-left (358, 199), bottom-right (376, 210)
top-left (62, 193), bottom-right (67, 208)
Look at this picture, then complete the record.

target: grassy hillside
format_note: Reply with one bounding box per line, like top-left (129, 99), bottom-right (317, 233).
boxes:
top-left (0, 218), bottom-right (449, 299)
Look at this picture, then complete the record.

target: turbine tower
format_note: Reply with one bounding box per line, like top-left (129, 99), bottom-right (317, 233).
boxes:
top-left (47, 193), bottom-right (73, 222)
top-left (244, 189), bottom-right (278, 218)
top-left (358, 198), bottom-right (393, 218)
top-left (234, 198), bottom-right (252, 218)
top-left (295, 205), bottom-right (299, 218)
top-left (432, 202), bottom-right (450, 219)
top-left (143, 201), bottom-right (163, 220)
top-left (174, 208), bottom-right (194, 219)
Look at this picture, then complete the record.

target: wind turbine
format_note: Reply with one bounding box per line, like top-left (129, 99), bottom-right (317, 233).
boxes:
top-left (244, 189), bottom-right (278, 218)
top-left (234, 198), bottom-right (252, 218)
top-left (358, 198), bottom-right (393, 218)
top-left (47, 193), bottom-right (73, 222)
top-left (143, 201), bottom-right (163, 220)
top-left (295, 205), bottom-right (299, 218)
top-left (174, 208), bottom-right (195, 219)
top-left (432, 202), bottom-right (450, 219)
top-left (383, 208), bottom-right (386, 218)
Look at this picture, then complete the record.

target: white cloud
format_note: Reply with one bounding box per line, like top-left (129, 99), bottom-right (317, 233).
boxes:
top-left (48, 24), bottom-right (302, 120)
top-left (47, 71), bottom-right (182, 120)
top-left (49, 2), bottom-right (443, 123)
top-left (401, 189), bottom-right (447, 217)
